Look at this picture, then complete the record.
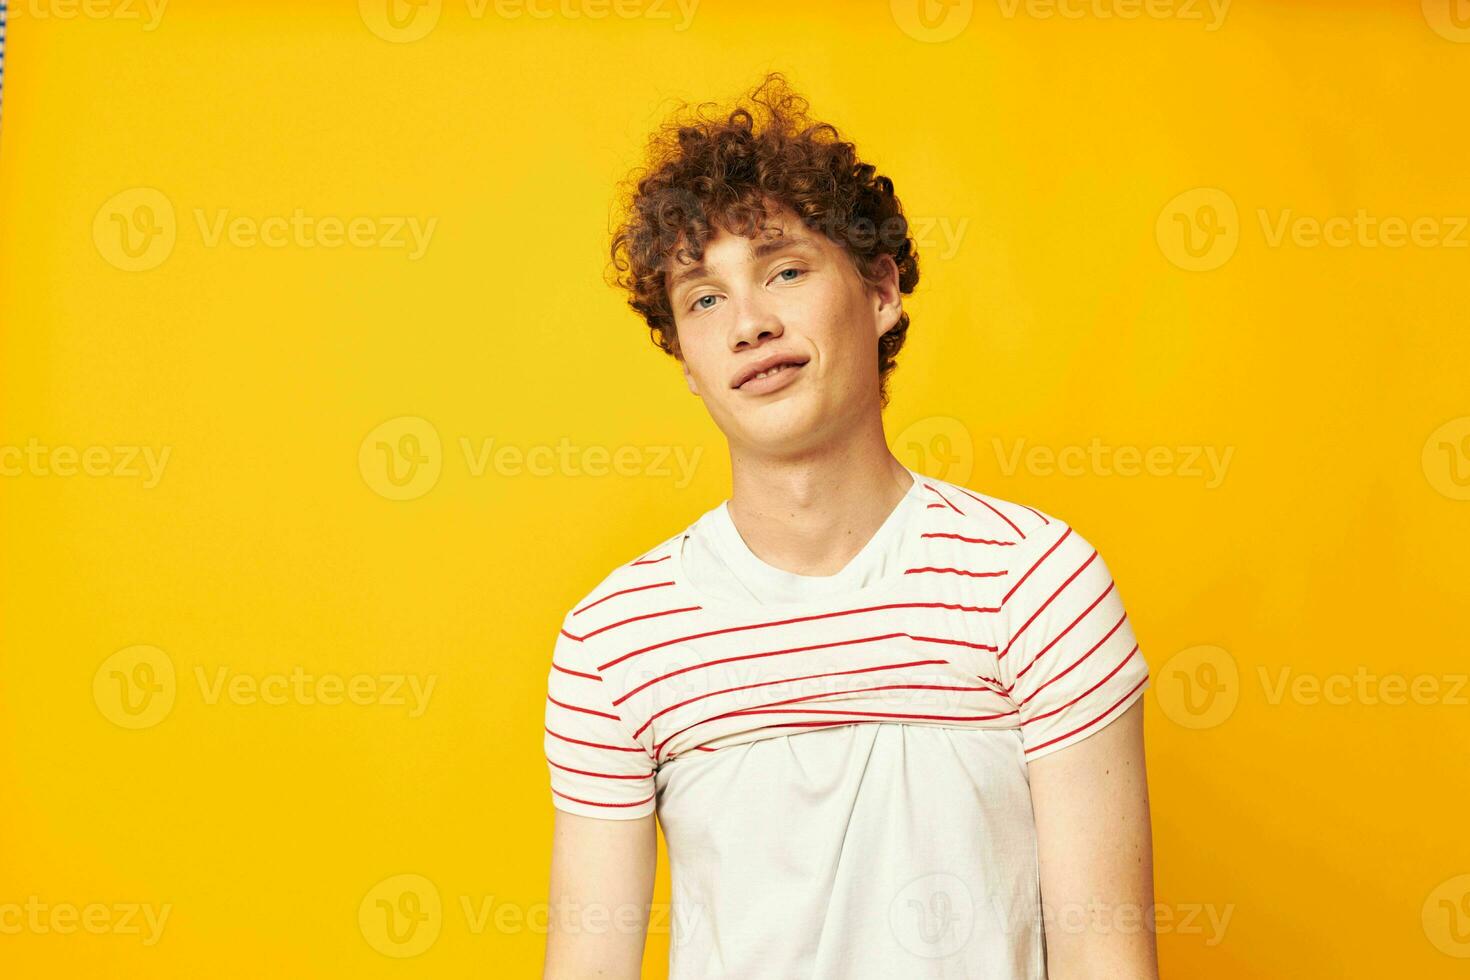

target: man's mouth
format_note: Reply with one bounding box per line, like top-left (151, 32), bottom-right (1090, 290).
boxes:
top-left (734, 357), bottom-right (809, 390)
top-left (744, 362), bottom-right (797, 386)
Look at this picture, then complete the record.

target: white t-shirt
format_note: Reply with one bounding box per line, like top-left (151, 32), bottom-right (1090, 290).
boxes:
top-left (543, 466), bottom-right (1151, 977)
top-left (679, 473), bottom-right (921, 605)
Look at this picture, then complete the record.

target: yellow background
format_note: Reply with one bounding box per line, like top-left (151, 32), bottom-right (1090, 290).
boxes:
top-left (2, 0), bottom-right (1468, 976)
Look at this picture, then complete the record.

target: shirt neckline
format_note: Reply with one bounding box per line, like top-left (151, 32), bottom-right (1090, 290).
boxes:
top-left (669, 466), bottom-right (931, 614)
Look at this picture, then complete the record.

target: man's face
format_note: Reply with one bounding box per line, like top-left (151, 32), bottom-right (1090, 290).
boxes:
top-left (665, 203), bottom-right (902, 456)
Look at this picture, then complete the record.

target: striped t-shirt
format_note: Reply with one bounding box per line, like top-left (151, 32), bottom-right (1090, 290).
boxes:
top-left (544, 467), bottom-right (1151, 819)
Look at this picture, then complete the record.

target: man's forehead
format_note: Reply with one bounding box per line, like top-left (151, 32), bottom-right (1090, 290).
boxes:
top-left (667, 220), bottom-right (822, 274)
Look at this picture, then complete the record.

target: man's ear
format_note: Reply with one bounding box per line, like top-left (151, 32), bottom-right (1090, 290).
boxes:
top-left (681, 357), bottom-right (702, 397)
top-left (871, 253), bottom-right (903, 339)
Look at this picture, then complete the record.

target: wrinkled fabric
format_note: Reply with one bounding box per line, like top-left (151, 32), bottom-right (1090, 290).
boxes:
top-left (660, 476), bottom-right (1047, 978)
top-left (656, 721), bottom-right (1046, 979)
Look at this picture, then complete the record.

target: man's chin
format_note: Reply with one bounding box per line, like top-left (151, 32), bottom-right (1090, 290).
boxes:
top-left (721, 399), bottom-right (831, 450)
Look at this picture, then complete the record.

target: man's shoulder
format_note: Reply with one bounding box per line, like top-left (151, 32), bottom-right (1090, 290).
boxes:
top-left (554, 522), bottom-right (693, 633)
top-left (914, 472), bottom-right (1134, 578)
top-left (913, 470), bottom-right (1066, 545)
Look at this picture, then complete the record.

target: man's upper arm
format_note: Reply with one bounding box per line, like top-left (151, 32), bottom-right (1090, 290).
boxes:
top-left (544, 808), bottom-right (657, 980)
top-left (541, 612), bottom-right (661, 978)
top-left (1028, 698), bottom-right (1158, 979)
top-left (992, 518), bottom-right (1159, 978)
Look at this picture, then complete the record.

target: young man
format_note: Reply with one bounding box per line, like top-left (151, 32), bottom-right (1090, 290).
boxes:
top-left (542, 73), bottom-right (1158, 980)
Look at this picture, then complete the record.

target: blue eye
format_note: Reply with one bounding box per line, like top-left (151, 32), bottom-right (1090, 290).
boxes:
top-left (688, 268), bottom-right (804, 313)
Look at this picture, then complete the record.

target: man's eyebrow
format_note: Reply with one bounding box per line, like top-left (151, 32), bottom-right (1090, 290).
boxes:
top-left (666, 236), bottom-right (818, 293)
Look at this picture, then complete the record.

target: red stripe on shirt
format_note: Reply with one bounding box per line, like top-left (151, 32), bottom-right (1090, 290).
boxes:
top-left (1001, 546), bottom-right (1097, 660)
top-left (546, 694), bottom-right (620, 721)
top-left (573, 580), bottom-right (675, 616)
top-left (544, 724), bottom-right (646, 752)
top-left (563, 604), bottom-right (704, 643)
top-left (1010, 582), bottom-right (1115, 682)
top-left (1020, 644), bottom-right (1141, 726)
top-left (727, 706), bottom-right (1019, 724)
top-left (1015, 613), bottom-right (1128, 703)
top-left (974, 674), bottom-right (1008, 694)
top-left (1001, 526), bottom-right (1073, 606)
top-left (909, 634), bottom-right (999, 652)
top-left (551, 660), bottom-right (599, 681)
top-left (612, 628), bottom-right (1001, 706)
top-left (921, 532), bottom-right (1018, 546)
top-left (613, 631), bottom-right (911, 705)
top-left (631, 658), bottom-right (952, 739)
top-left (552, 787), bottom-right (656, 809)
top-left (1023, 668), bottom-right (1147, 756)
top-left (598, 601), bottom-right (1001, 671)
top-left (547, 758), bottom-right (654, 780)
top-left (649, 681), bottom-right (1017, 758)
top-left (780, 682), bottom-right (1011, 710)
top-left (659, 707), bottom-right (1023, 758)
top-left (748, 719), bottom-right (869, 734)
top-left (955, 486), bottom-right (1028, 539)
top-left (904, 566), bottom-right (1008, 579)
top-left (657, 693), bottom-right (1018, 757)
top-left (921, 482), bottom-right (965, 514)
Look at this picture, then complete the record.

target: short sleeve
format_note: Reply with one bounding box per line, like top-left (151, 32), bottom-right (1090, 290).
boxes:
top-left (543, 617), bottom-right (658, 819)
top-left (995, 520), bottom-right (1151, 763)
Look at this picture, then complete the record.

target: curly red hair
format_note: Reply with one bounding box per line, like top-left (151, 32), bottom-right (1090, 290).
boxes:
top-left (607, 72), bottom-right (921, 408)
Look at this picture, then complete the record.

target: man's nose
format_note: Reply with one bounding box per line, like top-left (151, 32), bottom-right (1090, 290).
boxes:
top-left (730, 297), bottom-right (784, 350)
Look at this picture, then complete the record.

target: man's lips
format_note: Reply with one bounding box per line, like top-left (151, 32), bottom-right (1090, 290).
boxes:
top-left (731, 355), bottom-right (810, 389)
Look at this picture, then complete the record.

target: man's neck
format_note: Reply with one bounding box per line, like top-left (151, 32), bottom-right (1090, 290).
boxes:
top-left (724, 438), bottom-right (915, 578)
